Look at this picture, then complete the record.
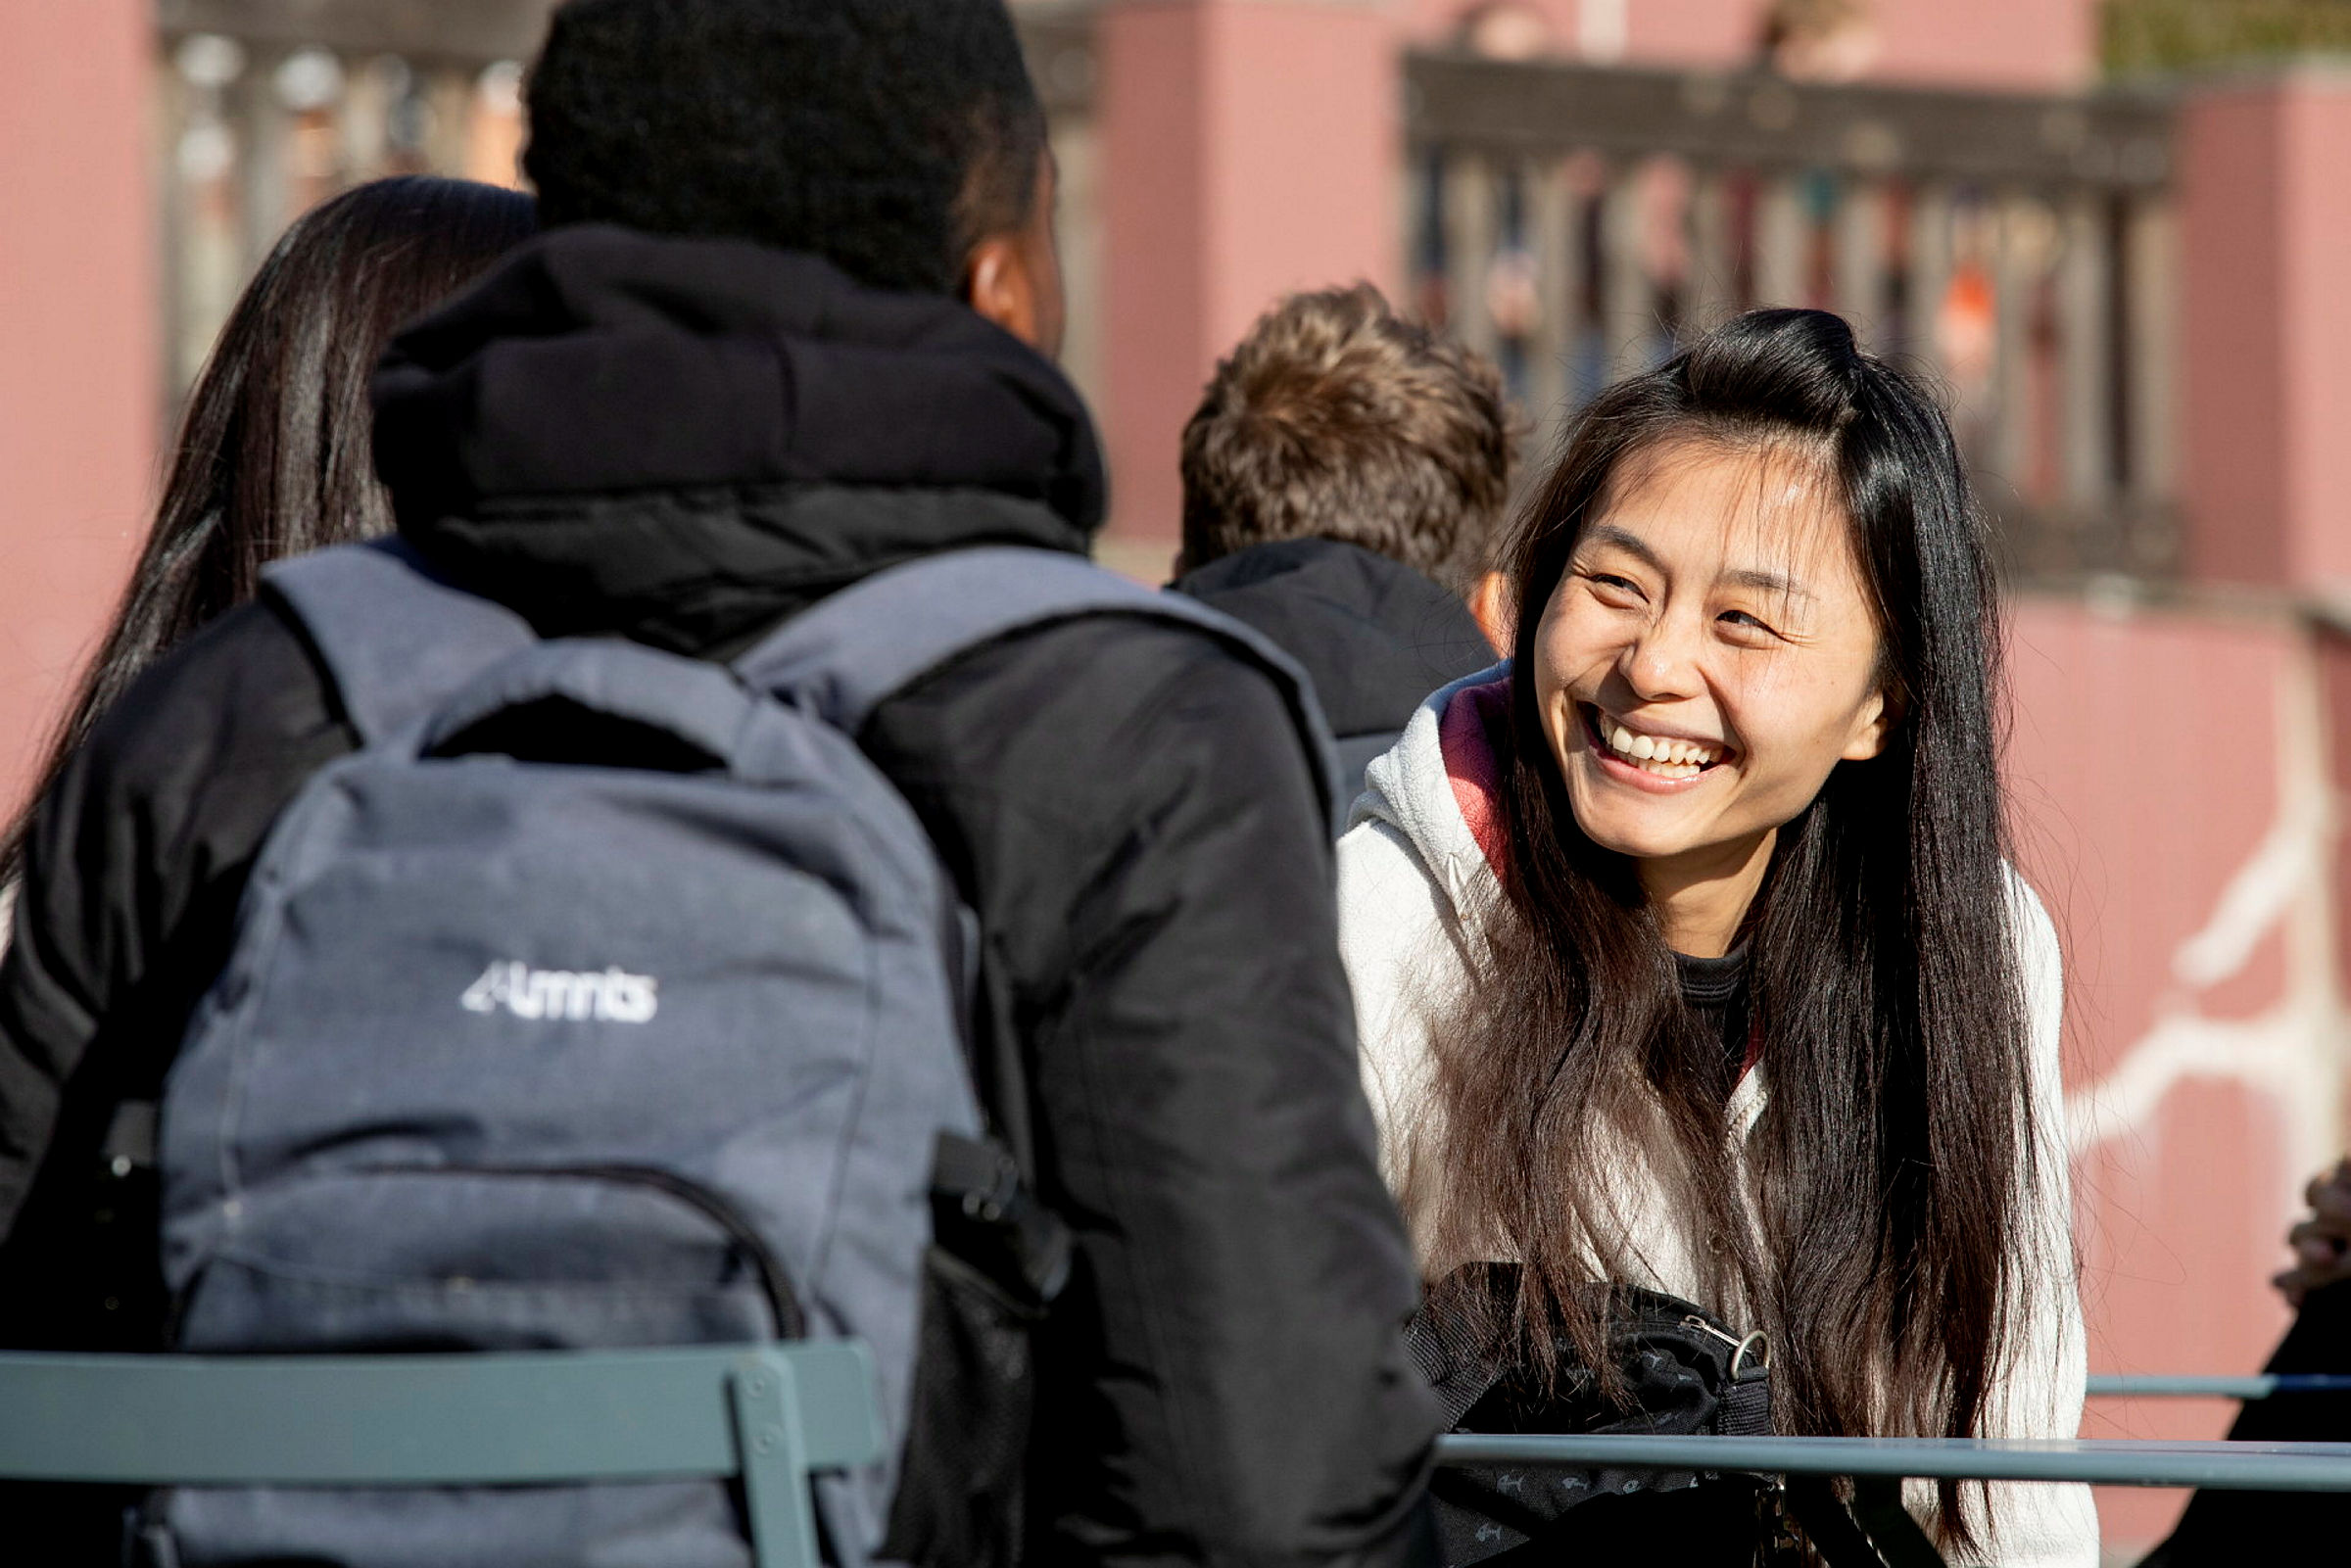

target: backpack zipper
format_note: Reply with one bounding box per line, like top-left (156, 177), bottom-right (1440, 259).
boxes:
top-left (420, 1162), bottom-right (807, 1339)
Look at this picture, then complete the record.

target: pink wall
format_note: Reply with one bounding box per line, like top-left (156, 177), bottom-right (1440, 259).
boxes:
top-left (2007, 597), bottom-right (2326, 1550)
top-left (2046, 86), bottom-right (2351, 1556)
top-left (1398, 0), bottom-right (2092, 88)
top-left (1398, 0), bottom-right (1747, 57)
top-left (2279, 80), bottom-right (2351, 595)
top-left (2179, 87), bottom-right (2295, 588)
top-left (2180, 74), bottom-right (2351, 595)
top-left (1101, 0), bottom-right (1400, 561)
top-left (0, 0), bottom-right (157, 811)
top-left (1867, 0), bottom-right (2094, 91)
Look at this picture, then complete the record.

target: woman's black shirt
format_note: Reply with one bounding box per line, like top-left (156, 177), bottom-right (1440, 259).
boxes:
top-left (1675, 948), bottom-right (1752, 1096)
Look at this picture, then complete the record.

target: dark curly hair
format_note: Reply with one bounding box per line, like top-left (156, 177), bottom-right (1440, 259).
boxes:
top-left (524, 0), bottom-right (1047, 295)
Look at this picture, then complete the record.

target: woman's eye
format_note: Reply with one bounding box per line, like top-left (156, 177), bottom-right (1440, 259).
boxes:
top-left (1717, 609), bottom-right (1781, 639)
top-left (1584, 572), bottom-right (1643, 601)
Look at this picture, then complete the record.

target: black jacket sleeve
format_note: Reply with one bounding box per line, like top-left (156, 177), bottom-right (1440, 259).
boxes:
top-left (863, 617), bottom-right (1439, 1568)
top-left (0, 601), bottom-right (355, 1340)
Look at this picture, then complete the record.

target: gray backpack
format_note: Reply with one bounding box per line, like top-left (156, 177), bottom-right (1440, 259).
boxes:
top-left (143, 541), bottom-right (1334, 1568)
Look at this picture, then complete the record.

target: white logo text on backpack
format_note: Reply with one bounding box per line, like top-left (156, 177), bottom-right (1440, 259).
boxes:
top-left (460, 962), bottom-right (659, 1023)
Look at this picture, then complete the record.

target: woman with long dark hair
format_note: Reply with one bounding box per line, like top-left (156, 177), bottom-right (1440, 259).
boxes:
top-left (0, 175), bottom-right (534, 885)
top-left (1340, 309), bottom-right (2093, 1562)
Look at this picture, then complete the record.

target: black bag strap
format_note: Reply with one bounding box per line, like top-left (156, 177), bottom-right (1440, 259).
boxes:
top-left (1407, 1291), bottom-right (1512, 1428)
top-left (1781, 1476), bottom-right (1949, 1568)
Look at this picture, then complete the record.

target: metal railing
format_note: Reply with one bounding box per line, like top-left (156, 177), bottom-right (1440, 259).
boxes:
top-left (1436, 1432), bottom-right (2351, 1491)
top-left (154, 2), bottom-right (550, 400)
top-left (1404, 52), bottom-right (2182, 582)
top-left (147, 0), bottom-right (1106, 419)
top-left (2087, 1372), bottom-right (2351, 1399)
top-left (1434, 1428), bottom-right (2351, 1566)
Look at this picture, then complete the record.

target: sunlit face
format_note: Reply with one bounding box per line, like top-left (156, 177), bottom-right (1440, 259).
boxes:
top-left (1532, 438), bottom-right (1894, 879)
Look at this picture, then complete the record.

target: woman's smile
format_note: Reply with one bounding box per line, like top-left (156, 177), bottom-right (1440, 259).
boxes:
top-left (1580, 702), bottom-right (1729, 786)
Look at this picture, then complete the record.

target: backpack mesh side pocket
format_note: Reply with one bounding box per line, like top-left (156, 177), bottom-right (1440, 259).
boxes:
top-left (881, 1133), bottom-right (1070, 1568)
top-left (884, 1245), bottom-right (1041, 1568)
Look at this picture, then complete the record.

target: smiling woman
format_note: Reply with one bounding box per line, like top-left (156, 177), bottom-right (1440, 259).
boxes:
top-left (1337, 309), bottom-right (2096, 1566)
top-left (1541, 443), bottom-right (1895, 956)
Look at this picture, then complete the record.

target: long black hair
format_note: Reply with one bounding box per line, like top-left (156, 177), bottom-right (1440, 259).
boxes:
top-left (1414, 309), bottom-right (2038, 1547)
top-left (1, 175), bottom-right (533, 883)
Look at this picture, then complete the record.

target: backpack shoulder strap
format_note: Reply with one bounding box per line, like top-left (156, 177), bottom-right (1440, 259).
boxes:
top-left (262, 539), bottom-right (538, 745)
top-left (732, 546), bottom-right (1342, 826)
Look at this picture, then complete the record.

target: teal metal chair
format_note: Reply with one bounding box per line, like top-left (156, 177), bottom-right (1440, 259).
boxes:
top-left (0, 1341), bottom-right (883, 1568)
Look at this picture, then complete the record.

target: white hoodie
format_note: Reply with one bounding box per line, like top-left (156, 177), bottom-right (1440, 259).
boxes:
top-left (1336, 666), bottom-right (2097, 1568)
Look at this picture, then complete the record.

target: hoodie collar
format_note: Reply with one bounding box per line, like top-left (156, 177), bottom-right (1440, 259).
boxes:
top-left (369, 225), bottom-right (1105, 647)
top-left (1354, 662), bottom-right (1514, 922)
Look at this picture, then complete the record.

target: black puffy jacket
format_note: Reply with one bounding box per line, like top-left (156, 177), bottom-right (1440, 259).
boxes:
top-left (1170, 539), bottom-right (1493, 804)
top-left (0, 228), bottom-right (1438, 1568)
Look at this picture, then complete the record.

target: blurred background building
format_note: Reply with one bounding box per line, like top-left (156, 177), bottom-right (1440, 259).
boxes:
top-left (7, 1), bottom-right (2351, 1555)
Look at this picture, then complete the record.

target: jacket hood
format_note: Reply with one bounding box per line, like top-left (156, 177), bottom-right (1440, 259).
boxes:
top-left (1169, 539), bottom-right (1492, 741)
top-left (370, 224), bottom-right (1106, 650)
top-left (1352, 662), bottom-right (1512, 922)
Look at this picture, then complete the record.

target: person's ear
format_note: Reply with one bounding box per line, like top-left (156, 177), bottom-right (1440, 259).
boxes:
top-left (961, 148), bottom-right (1066, 356)
top-left (1468, 570), bottom-right (1515, 657)
top-left (964, 235), bottom-right (1047, 351)
top-left (1841, 687), bottom-right (1900, 761)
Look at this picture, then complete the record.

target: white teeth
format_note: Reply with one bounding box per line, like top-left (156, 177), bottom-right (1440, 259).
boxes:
top-left (1597, 713), bottom-right (1723, 776)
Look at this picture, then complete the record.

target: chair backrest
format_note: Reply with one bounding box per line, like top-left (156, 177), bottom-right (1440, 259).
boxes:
top-left (0, 1340), bottom-right (883, 1568)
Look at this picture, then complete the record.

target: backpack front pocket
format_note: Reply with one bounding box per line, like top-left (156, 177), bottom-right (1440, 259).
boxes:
top-left (173, 1165), bottom-right (797, 1353)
